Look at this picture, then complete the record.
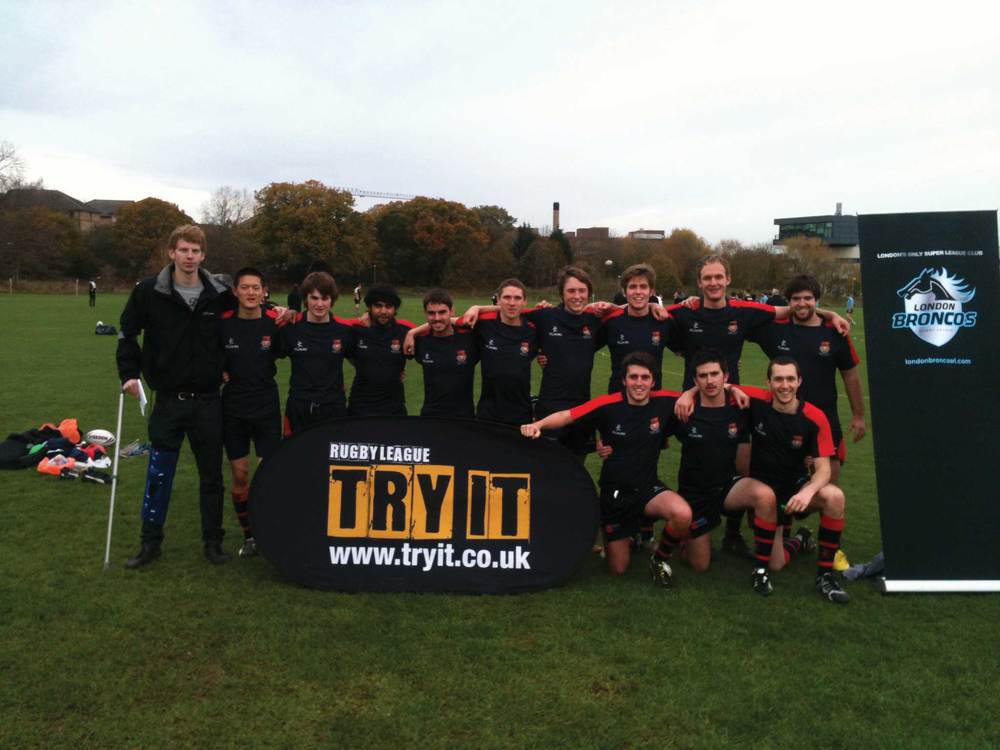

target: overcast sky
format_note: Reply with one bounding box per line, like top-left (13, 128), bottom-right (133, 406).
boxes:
top-left (2, 0), bottom-right (998, 243)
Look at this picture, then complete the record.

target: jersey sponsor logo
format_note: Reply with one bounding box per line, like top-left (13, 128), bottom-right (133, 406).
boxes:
top-left (778, 338), bottom-right (790, 352)
top-left (261, 335), bottom-right (271, 351)
top-left (754, 421), bottom-right (767, 436)
top-left (819, 340), bottom-right (830, 356)
top-left (332, 339), bottom-right (342, 353)
top-left (548, 325), bottom-right (563, 337)
top-left (649, 416), bottom-right (661, 434)
top-left (581, 326), bottom-right (592, 338)
top-left (294, 340), bottom-right (308, 352)
top-left (485, 338), bottom-right (499, 351)
top-left (616, 333), bottom-right (628, 344)
top-left (422, 352), bottom-right (434, 364)
top-left (791, 435), bottom-right (803, 449)
top-left (456, 349), bottom-right (467, 364)
top-left (727, 320), bottom-right (739, 335)
top-left (690, 321), bottom-right (703, 333)
top-left (611, 423), bottom-right (627, 437)
top-left (891, 267), bottom-right (977, 347)
top-left (728, 422), bottom-right (738, 438)
top-left (520, 341), bottom-right (530, 355)
top-left (391, 339), bottom-right (401, 353)
top-left (688, 425), bottom-right (702, 439)
top-left (651, 331), bottom-right (661, 346)
top-left (225, 336), bottom-right (239, 350)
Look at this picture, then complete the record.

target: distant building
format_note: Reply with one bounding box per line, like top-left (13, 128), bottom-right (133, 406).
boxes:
top-left (628, 228), bottom-right (665, 240)
top-left (773, 203), bottom-right (859, 262)
top-left (0, 188), bottom-right (132, 232)
top-left (575, 227), bottom-right (610, 241)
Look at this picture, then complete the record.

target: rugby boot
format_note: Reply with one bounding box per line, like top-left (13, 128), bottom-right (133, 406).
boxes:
top-left (648, 555), bottom-right (674, 588)
top-left (752, 567), bottom-right (773, 597)
top-left (125, 542), bottom-right (161, 569)
top-left (816, 571), bottom-right (850, 604)
top-left (203, 542), bottom-right (231, 565)
top-left (238, 537), bottom-right (258, 558)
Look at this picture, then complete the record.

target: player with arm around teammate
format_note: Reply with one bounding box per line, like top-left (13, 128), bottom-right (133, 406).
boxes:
top-left (521, 352), bottom-right (690, 581)
top-left (218, 267), bottom-right (283, 557)
top-left (738, 356), bottom-right (850, 603)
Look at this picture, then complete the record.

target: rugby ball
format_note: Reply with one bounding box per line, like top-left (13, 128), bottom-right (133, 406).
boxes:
top-left (85, 428), bottom-right (116, 446)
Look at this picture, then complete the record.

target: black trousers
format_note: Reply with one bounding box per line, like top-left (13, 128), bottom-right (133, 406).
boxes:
top-left (145, 391), bottom-right (224, 543)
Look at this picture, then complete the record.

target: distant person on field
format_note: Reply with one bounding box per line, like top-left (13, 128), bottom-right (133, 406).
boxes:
top-left (845, 294), bottom-right (855, 324)
top-left (88, 279), bottom-right (97, 307)
top-left (353, 282), bottom-right (362, 314)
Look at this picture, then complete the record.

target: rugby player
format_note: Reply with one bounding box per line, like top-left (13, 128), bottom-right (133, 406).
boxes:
top-left (738, 357), bottom-right (850, 603)
top-left (750, 274), bottom-right (865, 484)
top-left (468, 266), bottom-right (611, 455)
top-left (219, 267), bottom-right (282, 557)
top-left (596, 263), bottom-right (678, 393)
top-left (278, 271), bottom-right (356, 433)
top-left (410, 289), bottom-right (479, 418)
top-left (406, 279), bottom-right (538, 425)
top-left (348, 284), bottom-right (415, 416)
top-left (669, 255), bottom-right (848, 554)
top-left (521, 352), bottom-right (688, 579)
top-left (657, 350), bottom-right (780, 595)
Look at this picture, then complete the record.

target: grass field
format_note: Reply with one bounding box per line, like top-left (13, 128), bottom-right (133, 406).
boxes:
top-left (1, 292), bottom-right (998, 749)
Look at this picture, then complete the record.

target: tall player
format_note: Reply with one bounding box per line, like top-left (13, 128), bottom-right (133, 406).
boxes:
top-left (219, 267), bottom-right (283, 557)
top-left (521, 352), bottom-right (689, 579)
top-left (738, 357), bottom-right (850, 604)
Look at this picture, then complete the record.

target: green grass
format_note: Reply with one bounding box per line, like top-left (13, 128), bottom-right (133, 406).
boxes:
top-left (1, 293), bottom-right (998, 749)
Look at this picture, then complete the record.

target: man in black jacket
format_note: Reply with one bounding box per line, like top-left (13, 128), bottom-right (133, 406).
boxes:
top-left (117, 224), bottom-right (235, 568)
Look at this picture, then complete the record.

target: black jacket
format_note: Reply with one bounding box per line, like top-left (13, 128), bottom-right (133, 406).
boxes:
top-left (117, 265), bottom-right (234, 392)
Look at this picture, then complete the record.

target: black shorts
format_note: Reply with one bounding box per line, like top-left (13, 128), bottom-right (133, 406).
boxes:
top-left (680, 475), bottom-right (744, 539)
top-left (599, 484), bottom-right (667, 542)
top-left (766, 476), bottom-right (812, 522)
top-left (223, 408), bottom-right (281, 462)
top-left (285, 397), bottom-right (348, 435)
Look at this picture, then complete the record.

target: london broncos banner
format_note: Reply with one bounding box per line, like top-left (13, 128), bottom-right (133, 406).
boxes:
top-left (250, 417), bottom-right (600, 593)
top-left (858, 211), bottom-right (999, 592)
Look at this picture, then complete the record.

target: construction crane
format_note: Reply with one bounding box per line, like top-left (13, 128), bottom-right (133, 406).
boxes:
top-left (333, 187), bottom-right (416, 200)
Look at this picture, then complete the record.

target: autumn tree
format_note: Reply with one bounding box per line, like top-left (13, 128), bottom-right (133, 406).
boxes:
top-left (0, 207), bottom-right (83, 281)
top-left (110, 198), bottom-right (193, 281)
top-left (254, 180), bottom-right (375, 283)
top-left (511, 224), bottom-right (537, 260)
top-left (472, 205), bottom-right (517, 244)
top-left (374, 197), bottom-right (488, 286)
top-left (518, 237), bottom-right (566, 288)
top-left (663, 228), bottom-right (712, 285)
top-left (619, 238), bottom-right (682, 296)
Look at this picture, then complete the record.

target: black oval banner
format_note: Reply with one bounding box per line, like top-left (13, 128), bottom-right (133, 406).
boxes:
top-left (250, 417), bottom-right (599, 593)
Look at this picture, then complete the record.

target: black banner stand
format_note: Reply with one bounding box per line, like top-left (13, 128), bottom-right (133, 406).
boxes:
top-left (858, 210), bottom-right (999, 593)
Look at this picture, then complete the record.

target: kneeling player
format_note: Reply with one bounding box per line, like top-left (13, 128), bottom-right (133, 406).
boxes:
top-left (738, 356), bottom-right (850, 604)
top-left (664, 350), bottom-right (780, 595)
top-left (521, 352), bottom-right (690, 581)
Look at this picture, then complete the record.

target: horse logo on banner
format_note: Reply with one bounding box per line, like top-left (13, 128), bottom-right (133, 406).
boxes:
top-left (892, 267), bottom-right (977, 347)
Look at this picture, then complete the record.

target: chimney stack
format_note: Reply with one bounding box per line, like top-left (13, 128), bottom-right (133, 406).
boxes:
top-left (553, 202), bottom-right (560, 231)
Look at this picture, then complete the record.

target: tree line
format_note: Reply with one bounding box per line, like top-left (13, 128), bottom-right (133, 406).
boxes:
top-left (0, 175), bottom-right (857, 297)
